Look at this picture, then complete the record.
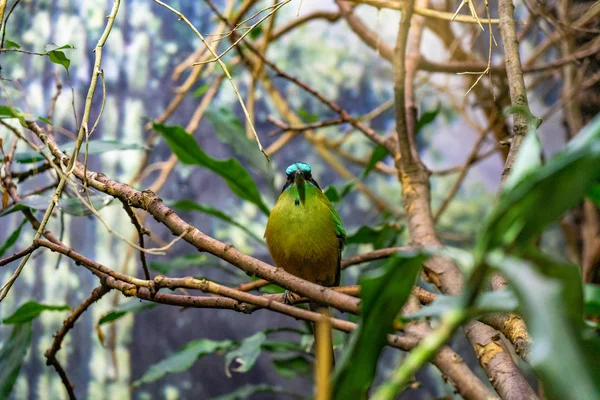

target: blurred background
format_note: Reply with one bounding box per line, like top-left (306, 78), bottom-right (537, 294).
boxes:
top-left (1, 0), bottom-right (598, 399)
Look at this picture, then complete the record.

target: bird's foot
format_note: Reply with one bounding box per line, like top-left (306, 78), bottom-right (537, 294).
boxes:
top-left (283, 290), bottom-right (298, 305)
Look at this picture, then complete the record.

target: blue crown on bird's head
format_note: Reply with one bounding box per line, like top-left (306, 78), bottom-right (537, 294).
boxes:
top-left (285, 162), bottom-right (311, 176)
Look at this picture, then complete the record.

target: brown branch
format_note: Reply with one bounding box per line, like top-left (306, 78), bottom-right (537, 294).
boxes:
top-left (0, 243), bottom-right (39, 267)
top-left (12, 162), bottom-right (53, 182)
top-left (119, 199), bottom-right (150, 280)
top-left (45, 285), bottom-right (111, 400)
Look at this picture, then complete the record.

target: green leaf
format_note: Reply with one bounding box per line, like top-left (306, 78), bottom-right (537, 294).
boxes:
top-left (415, 103), bottom-right (441, 134)
top-left (37, 116), bottom-right (52, 125)
top-left (249, 24), bottom-right (263, 40)
top-left (362, 145), bottom-right (389, 179)
top-left (489, 252), bottom-right (600, 400)
top-left (2, 301), bottom-right (70, 324)
top-left (193, 83), bottom-right (210, 98)
top-left (0, 194), bottom-right (112, 217)
top-left (324, 186), bottom-right (341, 203)
top-left (333, 253), bottom-right (425, 399)
top-left (297, 109), bottom-right (318, 123)
top-left (0, 106), bottom-right (26, 126)
top-left (346, 224), bottom-right (401, 249)
top-left (588, 184), bottom-right (600, 207)
top-left (47, 50), bottom-right (70, 74)
top-left (272, 355), bottom-right (312, 378)
top-left (0, 323), bottom-right (32, 398)
top-left (133, 338), bottom-right (234, 387)
top-left (224, 332), bottom-right (266, 377)
top-left (149, 253), bottom-right (210, 275)
top-left (477, 115), bottom-right (600, 255)
top-left (210, 384), bottom-right (290, 400)
top-left (153, 123), bottom-right (270, 215)
top-left (173, 199), bottom-right (264, 243)
top-left (97, 300), bottom-right (156, 326)
top-left (403, 290), bottom-right (518, 320)
top-left (15, 139), bottom-right (148, 163)
top-left (584, 284), bottom-right (600, 317)
top-left (0, 219), bottom-right (28, 257)
top-left (204, 108), bottom-right (273, 180)
top-left (5, 40), bottom-right (21, 49)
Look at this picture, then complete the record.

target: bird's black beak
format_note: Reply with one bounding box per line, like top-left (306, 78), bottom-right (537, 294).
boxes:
top-left (294, 170), bottom-right (306, 205)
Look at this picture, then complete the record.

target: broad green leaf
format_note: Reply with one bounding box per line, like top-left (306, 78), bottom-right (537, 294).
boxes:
top-left (584, 284), bottom-right (600, 317)
top-left (97, 300), bottom-right (156, 326)
top-left (5, 40), bottom-right (21, 49)
top-left (249, 24), bottom-right (263, 40)
top-left (47, 50), bottom-right (70, 74)
top-left (403, 290), bottom-right (518, 320)
top-left (173, 199), bottom-right (264, 243)
top-left (153, 123), bottom-right (270, 215)
top-left (133, 338), bottom-right (234, 387)
top-left (204, 108), bottom-right (273, 180)
top-left (15, 139), bottom-right (148, 163)
top-left (0, 106), bottom-right (25, 126)
top-left (0, 194), bottom-right (112, 217)
top-left (210, 384), bottom-right (290, 400)
top-left (477, 115), bottom-right (600, 255)
top-left (0, 323), bottom-right (32, 398)
top-left (261, 339), bottom-right (306, 353)
top-left (224, 332), bottom-right (266, 377)
top-left (2, 301), bottom-right (70, 324)
top-left (362, 145), bottom-right (389, 179)
top-left (346, 224), bottom-right (401, 249)
top-left (333, 253), bottom-right (425, 399)
top-left (489, 252), bottom-right (600, 400)
top-left (272, 355), bottom-right (312, 378)
top-left (0, 219), bottom-right (28, 257)
top-left (415, 103), bottom-right (441, 134)
top-left (259, 283), bottom-right (285, 294)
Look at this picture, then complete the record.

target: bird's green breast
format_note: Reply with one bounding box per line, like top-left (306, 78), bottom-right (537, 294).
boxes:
top-left (265, 183), bottom-right (343, 286)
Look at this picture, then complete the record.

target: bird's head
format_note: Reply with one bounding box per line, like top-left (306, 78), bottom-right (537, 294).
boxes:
top-left (282, 162), bottom-right (321, 204)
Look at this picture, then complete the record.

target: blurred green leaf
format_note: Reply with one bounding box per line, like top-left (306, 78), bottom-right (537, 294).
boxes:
top-left (259, 283), bottom-right (285, 294)
top-left (153, 123), bottom-right (270, 215)
top-left (298, 109), bottom-right (318, 123)
top-left (333, 253), bottom-right (425, 399)
top-left (477, 115), bottom-right (600, 255)
top-left (362, 145), bottom-right (389, 179)
top-left (149, 253), bottom-right (243, 277)
top-left (210, 384), bottom-right (293, 400)
top-left (133, 338), bottom-right (234, 387)
top-left (272, 355), bottom-right (312, 378)
top-left (0, 219), bottom-right (27, 257)
top-left (193, 83), bottom-right (210, 98)
top-left (97, 300), bottom-right (156, 326)
top-left (2, 301), bottom-right (70, 324)
top-left (584, 284), bottom-right (600, 317)
top-left (37, 116), bottom-right (52, 125)
top-left (346, 224), bottom-right (401, 249)
top-left (0, 323), bottom-right (32, 399)
top-left (15, 139), bottom-right (148, 163)
top-left (173, 199), bottom-right (264, 243)
top-left (324, 186), bottom-right (341, 202)
top-left (403, 290), bottom-right (518, 320)
top-left (0, 194), bottom-right (112, 217)
top-left (249, 25), bottom-right (263, 40)
top-left (489, 252), bottom-right (600, 400)
top-left (0, 106), bottom-right (26, 126)
top-left (205, 108), bottom-right (273, 180)
top-left (588, 184), bottom-right (600, 207)
top-left (415, 103), bottom-right (441, 134)
top-left (224, 332), bottom-right (266, 377)
top-left (5, 40), bottom-right (21, 49)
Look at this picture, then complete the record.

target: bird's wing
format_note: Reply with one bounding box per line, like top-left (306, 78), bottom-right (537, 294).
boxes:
top-left (330, 206), bottom-right (346, 245)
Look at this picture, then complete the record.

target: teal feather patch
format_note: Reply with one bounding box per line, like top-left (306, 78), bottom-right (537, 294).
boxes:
top-left (285, 162), bottom-right (311, 176)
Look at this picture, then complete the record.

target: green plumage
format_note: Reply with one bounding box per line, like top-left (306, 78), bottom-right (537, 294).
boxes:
top-left (265, 163), bottom-right (346, 287)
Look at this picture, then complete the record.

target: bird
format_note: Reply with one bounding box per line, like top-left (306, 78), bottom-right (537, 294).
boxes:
top-left (265, 161), bottom-right (346, 366)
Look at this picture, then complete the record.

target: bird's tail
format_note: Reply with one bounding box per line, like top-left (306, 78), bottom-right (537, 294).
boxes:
top-left (310, 301), bottom-right (334, 399)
